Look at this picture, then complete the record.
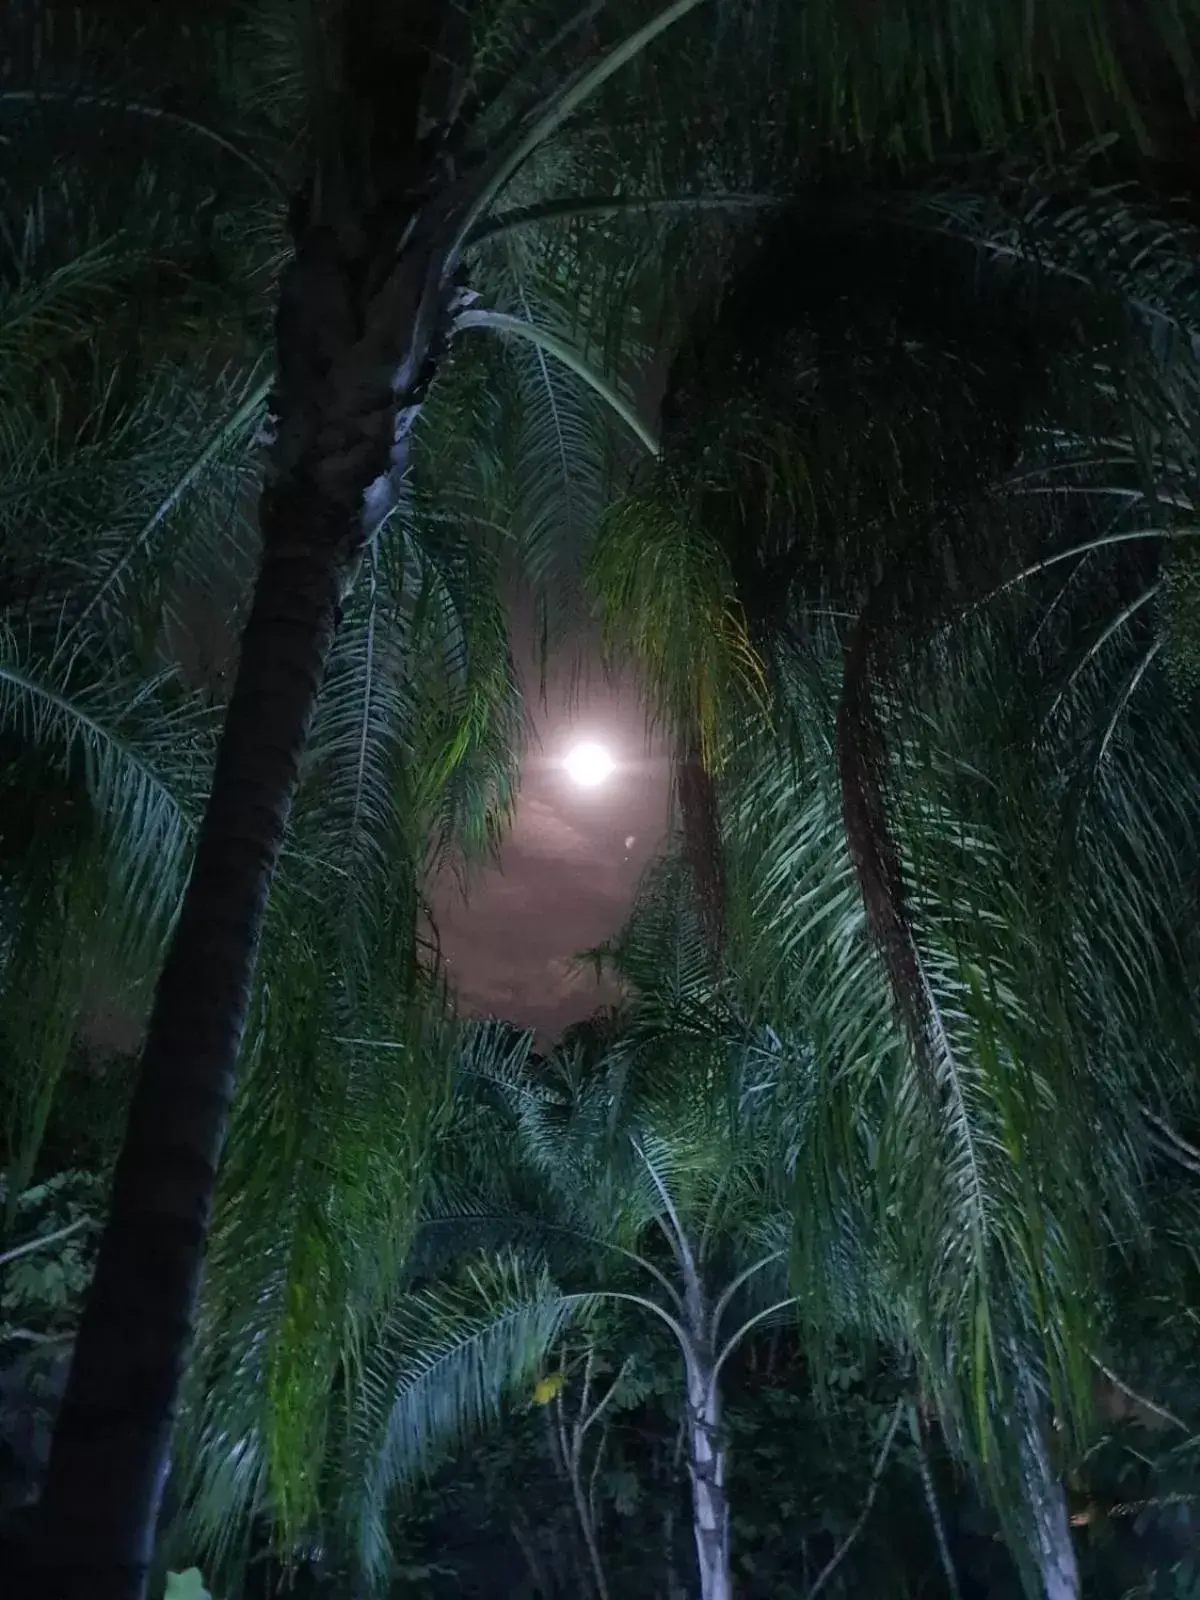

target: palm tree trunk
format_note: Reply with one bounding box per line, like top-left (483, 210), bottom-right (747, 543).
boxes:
top-left (30, 530), bottom-right (344, 1600)
top-left (1016, 1380), bottom-right (1080, 1600)
top-left (1021, 1434), bottom-right (1080, 1600)
top-left (685, 1354), bottom-right (731, 1600)
top-left (648, 1157), bottom-right (734, 1600)
top-left (29, 12), bottom-right (460, 1583)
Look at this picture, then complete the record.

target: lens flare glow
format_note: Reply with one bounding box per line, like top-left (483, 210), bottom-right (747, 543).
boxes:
top-left (563, 741), bottom-right (615, 789)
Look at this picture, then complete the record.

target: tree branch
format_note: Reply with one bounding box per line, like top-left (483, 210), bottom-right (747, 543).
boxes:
top-left (581, 1358), bottom-right (632, 1438)
top-left (909, 1403), bottom-right (962, 1600)
top-left (1141, 1107), bottom-right (1200, 1178)
top-left (1090, 1354), bottom-right (1188, 1433)
top-left (0, 1216), bottom-right (93, 1269)
top-left (808, 1399), bottom-right (905, 1600)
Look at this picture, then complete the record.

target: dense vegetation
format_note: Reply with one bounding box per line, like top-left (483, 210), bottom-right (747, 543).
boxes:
top-left (3, 1), bottom-right (1200, 1596)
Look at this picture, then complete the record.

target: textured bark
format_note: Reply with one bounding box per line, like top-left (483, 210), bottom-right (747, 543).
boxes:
top-left (1020, 1423), bottom-right (1080, 1600)
top-left (1008, 1367), bottom-right (1081, 1600)
top-left (686, 1355), bottom-right (731, 1600)
top-left (30, 535), bottom-right (342, 1600)
top-left (29, 8), bottom-right (467, 1591)
top-left (670, 1208), bottom-right (732, 1600)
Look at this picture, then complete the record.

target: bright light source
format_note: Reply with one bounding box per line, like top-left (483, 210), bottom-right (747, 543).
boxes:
top-left (563, 741), bottom-right (615, 789)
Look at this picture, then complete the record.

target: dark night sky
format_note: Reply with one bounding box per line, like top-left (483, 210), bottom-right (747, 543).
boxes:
top-left (433, 661), bottom-right (671, 1041)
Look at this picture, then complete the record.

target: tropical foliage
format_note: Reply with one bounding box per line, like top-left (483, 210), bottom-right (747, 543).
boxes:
top-left (4, 0), bottom-right (1200, 1597)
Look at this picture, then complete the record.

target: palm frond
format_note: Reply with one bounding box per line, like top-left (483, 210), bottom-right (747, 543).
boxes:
top-left (589, 482), bottom-right (765, 767)
top-left (456, 307), bottom-right (657, 454)
top-left (351, 1255), bottom-right (586, 1584)
top-left (0, 630), bottom-right (206, 951)
top-left (180, 968), bottom-right (460, 1572)
top-left (63, 365), bottom-right (270, 644)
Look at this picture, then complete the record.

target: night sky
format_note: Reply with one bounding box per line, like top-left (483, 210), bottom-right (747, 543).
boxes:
top-left (434, 660), bottom-right (671, 1041)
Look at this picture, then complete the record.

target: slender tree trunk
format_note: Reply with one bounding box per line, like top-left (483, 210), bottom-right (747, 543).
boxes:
top-left (909, 1404), bottom-right (963, 1600)
top-left (685, 1352), bottom-right (731, 1600)
top-left (1015, 1375), bottom-right (1080, 1600)
top-left (29, 8), bottom-right (462, 1592)
top-left (567, 1453), bottom-right (611, 1600)
top-left (1021, 1432), bottom-right (1079, 1600)
top-left (649, 1162), bottom-right (734, 1600)
top-left (553, 1365), bottom-right (611, 1600)
top-left (30, 532), bottom-right (343, 1599)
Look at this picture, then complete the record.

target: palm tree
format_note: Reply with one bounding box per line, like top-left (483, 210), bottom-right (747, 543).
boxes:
top-left (9, 1), bottom-right (1200, 1591)
top-left (0, 5), bottom-right (276, 1208)
top-left (620, 623), bottom-right (1199, 1600)
top-left (317, 1008), bottom-right (823, 1600)
top-left (177, 732), bottom-right (1200, 1597)
top-left (9, 4), bottom-right (738, 1588)
top-left (587, 96), bottom-right (1200, 1588)
top-left (11, 0), bottom-right (838, 1574)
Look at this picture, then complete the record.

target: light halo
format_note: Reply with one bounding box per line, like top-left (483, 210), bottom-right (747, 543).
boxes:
top-left (563, 740), bottom-right (615, 789)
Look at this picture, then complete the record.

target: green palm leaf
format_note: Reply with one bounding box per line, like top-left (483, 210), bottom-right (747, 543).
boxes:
top-left (352, 1256), bottom-right (587, 1582)
top-left (0, 631), bottom-right (204, 947)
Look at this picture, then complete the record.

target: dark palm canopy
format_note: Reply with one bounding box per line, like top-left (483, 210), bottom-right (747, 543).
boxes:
top-left (3, 2), bottom-right (1200, 1599)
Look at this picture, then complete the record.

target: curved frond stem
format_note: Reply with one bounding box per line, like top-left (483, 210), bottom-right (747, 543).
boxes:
top-left (603, 1247), bottom-right (686, 1317)
top-left (452, 0), bottom-right (709, 254)
top-left (593, 1289), bottom-right (693, 1361)
top-left (807, 1398), bottom-right (906, 1600)
top-left (1012, 486), bottom-right (1195, 514)
top-left (469, 191), bottom-right (780, 247)
top-left (454, 309), bottom-right (659, 455)
top-left (417, 1214), bottom-right (686, 1314)
top-left (0, 661), bottom-right (190, 831)
top-left (330, 1037), bottom-right (410, 1052)
top-left (1005, 457), bottom-right (1138, 486)
top-left (651, 1212), bottom-right (688, 1277)
top-left (1141, 1107), bottom-right (1200, 1177)
top-left (483, 0), bottom-right (609, 124)
top-left (509, 280), bottom-right (581, 569)
top-left (1148, 1130), bottom-right (1200, 1179)
top-left (452, 1067), bottom-right (559, 1110)
top-left (63, 371), bottom-right (271, 646)
top-left (1088, 1356), bottom-right (1188, 1433)
top-left (630, 1137), bottom-right (697, 1287)
top-left (975, 528), bottom-right (1198, 610)
top-left (711, 1296), bottom-right (801, 1387)
top-left (1029, 566), bottom-right (1095, 652)
top-left (1046, 584), bottom-right (1161, 723)
top-left (711, 1250), bottom-right (785, 1336)
top-left (1095, 640), bottom-right (1164, 767)
top-left (910, 210), bottom-right (1190, 336)
top-left (907, 940), bottom-right (992, 1269)
top-left (695, 1172), bottom-right (726, 1261)
top-left (350, 559), bottom-right (378, 852)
